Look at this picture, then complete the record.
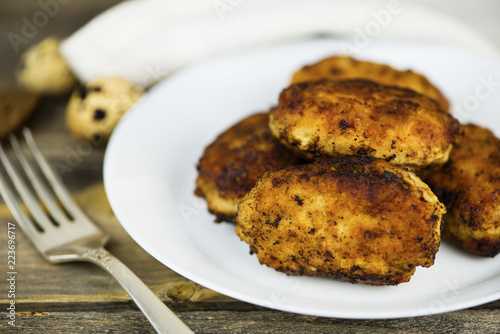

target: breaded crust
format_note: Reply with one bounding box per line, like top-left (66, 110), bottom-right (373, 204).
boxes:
top-left (269, 79), bottom-right (459, 168)
top-left (236, 157), bottom-right (445, 285)
top-left (420, 124), bottom-right (500, 257)
top-left (291, 56), bottom-right (449, 111)
top-left (195, 112), bottom-right (303, 222)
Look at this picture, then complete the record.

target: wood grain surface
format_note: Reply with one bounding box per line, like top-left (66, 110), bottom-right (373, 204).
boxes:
top-left (0, 1), bottom-right (499, 333)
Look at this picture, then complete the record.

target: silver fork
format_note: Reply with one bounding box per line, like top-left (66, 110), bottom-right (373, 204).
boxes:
top-left (0, 129), bottom-right (194, 334)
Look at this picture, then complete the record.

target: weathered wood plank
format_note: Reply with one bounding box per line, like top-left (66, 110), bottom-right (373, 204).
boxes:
top-left (0, 183), bottom-right (225, 300)
top-left (0, 0), bottom-right (124, 88)
top-left (2, 305), bottom-right (500, 334)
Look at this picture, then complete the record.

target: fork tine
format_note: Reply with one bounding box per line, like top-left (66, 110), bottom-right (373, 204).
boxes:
top-left (0, 167), bottom-right (40, 238)
top-left (3, 132), bottom-right (192, 334)
top-left (9, 134), bottom-right (71, 225)
top-left (22, 128), bottom-right (87, 221)
top-left (0, 141), bottom-right (54, 232)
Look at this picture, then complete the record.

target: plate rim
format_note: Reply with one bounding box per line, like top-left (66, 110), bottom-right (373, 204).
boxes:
top-left (104, 37), bottom-right (500, 319)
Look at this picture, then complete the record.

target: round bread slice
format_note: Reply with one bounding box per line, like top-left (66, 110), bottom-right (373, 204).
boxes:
top-left (195, 112), bottom-right (304, 222)
top-left (0, 91), bottom-right (40, 139)
top-left (291, 56), bottom-right (449, 111)
top-left (269, 79), bottom-right (459, 169)
top-left (236, 157), bottom-right (446, 285)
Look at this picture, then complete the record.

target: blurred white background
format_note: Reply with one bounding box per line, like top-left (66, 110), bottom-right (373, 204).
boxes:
top-left (1, 0), bottom-right (499, 87)
top-left (419, 0), bottom-right (500, 47)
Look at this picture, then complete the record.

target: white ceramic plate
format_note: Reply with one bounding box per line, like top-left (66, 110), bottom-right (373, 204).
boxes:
top-left (104, 38), bottom-right (500, 319)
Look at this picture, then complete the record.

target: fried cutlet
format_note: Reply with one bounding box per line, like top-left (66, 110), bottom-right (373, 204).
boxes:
top-left (236, 157), bottom-right (445, 285)
top-left (420, 124), bottom-right (500, 257)
top-left (195, 112), bottom-right (304, 222)
top-left (269, 79), bottom-right (459, 169)
top-left (291, 56), bottom-right (449, 111)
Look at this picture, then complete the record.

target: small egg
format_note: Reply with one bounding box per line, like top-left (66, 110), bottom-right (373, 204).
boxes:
top-left (66, 77), bottom-right (144, 141)
top-left (16, 37), bottom-right (77, 95)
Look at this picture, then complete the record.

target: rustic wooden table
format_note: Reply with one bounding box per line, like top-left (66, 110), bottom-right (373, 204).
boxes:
top-left (1, 1), bottom-right (499, 333)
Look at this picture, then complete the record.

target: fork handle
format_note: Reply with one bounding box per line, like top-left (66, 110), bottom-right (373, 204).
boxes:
top-left (79, 247), bottom-right (194, 334)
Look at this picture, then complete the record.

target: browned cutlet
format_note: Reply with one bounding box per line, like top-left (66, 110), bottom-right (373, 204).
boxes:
top-left (269, 79), bottom-right (459, 169)
top-left (236, 157), bottom-right (445, 285)
top-left (195, 112), bottom-right (304, 222)
top-left (420, 124), bottom-right (500, 257)
top-left (291, 56), bottom-right (449, 111)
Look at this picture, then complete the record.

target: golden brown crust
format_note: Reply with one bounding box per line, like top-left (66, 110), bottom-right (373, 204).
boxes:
top-left (291, 56), bottom-right (449, 111)
top-left (236, 157), bottom-right (445, 285)
top-left (269, 79), bottom-right (459, 168)
top-left (195, 112), bottom-right (304, 222)
top-left (0, 91), bottom-right (40, 139)
top-left (420, 124), bottom-right (500, 257)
